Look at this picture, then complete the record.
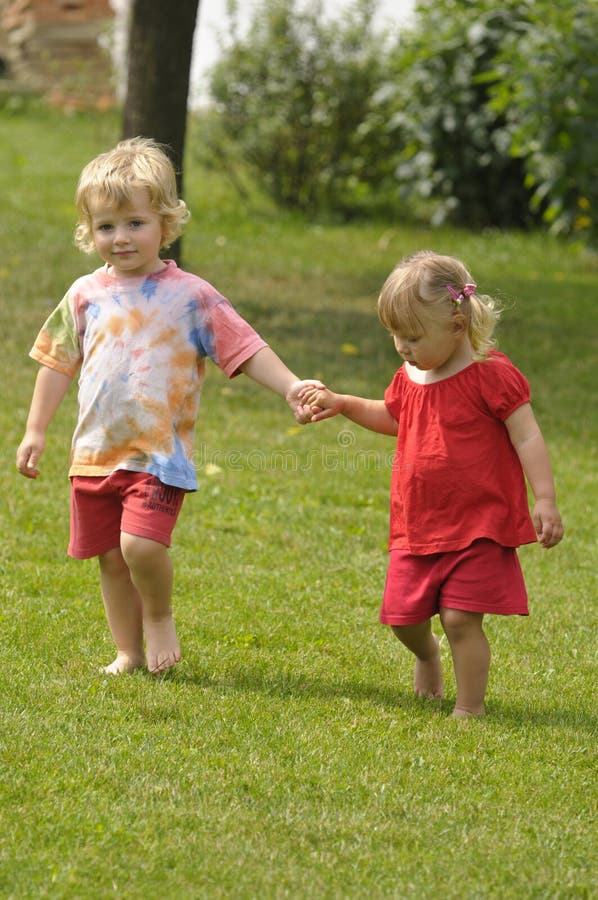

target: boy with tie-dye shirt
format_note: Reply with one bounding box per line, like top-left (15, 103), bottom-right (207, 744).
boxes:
top-left (16, 137), bottom-right (320, 676)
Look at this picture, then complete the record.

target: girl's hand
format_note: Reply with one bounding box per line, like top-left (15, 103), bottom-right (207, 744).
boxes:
top-left (532, 499), bottom-right (564, 548)
top-left (286, 379), bottom-right (326, 424)
top-left (16, 430), bottom-right (45, 479)
top-left (299, 386), bottom-right (345, 422)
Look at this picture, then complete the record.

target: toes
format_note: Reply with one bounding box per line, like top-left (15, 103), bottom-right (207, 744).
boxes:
top-left (147, 651), bottom-right (181, 675)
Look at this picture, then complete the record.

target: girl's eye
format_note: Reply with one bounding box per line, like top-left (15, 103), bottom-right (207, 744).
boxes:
top-left (130, 220), bottom-right (143, 227)
top-left (97, 223), bottom-right (113, 231)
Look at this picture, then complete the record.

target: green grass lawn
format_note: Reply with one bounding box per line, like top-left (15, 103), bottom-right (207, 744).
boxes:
top-left (0, 106), bottom-right (596, 898)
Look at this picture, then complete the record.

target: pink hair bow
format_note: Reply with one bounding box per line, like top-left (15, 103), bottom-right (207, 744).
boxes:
top-left (446, 283), bottom-right (477, 305)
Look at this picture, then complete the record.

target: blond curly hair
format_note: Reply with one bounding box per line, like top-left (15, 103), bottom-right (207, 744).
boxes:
top-left (74, 136), bottom-right (190, 254)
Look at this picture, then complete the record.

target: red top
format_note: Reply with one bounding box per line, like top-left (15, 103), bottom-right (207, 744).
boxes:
top-left (384, 351), bottom-right (538, 554)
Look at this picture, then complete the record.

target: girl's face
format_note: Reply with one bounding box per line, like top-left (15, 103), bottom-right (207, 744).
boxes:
top-left (89, 187), bottom-right (165, 278)
top-left (393, 316), bottom-right (465, 373)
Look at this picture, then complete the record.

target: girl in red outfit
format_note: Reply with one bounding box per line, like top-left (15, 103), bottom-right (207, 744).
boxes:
top-left (301, 251), bottom-right (563, 718)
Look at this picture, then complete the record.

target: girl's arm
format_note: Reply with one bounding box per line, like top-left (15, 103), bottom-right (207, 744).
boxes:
top-left (16, 366), bottom-right (73, 479)
top-left (238, 346), bottom-right (323, 423)
top-left (505, 403), bottom-right (564, 548)
top-left (302, 386), bottom-right (398, 436)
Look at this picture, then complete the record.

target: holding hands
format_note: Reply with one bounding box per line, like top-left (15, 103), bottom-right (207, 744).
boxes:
top-left (285, 380), bottom-right (328, 424)
top-left (298, 384), bottom-right (344, 422)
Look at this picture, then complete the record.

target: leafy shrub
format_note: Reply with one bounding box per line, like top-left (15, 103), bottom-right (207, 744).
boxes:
top-left (379, 0), bottom-right (537, 228)
top-left (205, 0), bottom-right (598, 241)
top-left (489, 0), bottom-right (598, 241)
top-left (208, 0), bottom-right (400, 217)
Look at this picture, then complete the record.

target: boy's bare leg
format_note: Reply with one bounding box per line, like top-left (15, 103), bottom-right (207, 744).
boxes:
top-left (391, 621), bottom-right (444, 699)
top-left (98, 547), bottom-right (145, 673)
top-left (440, 608), bottom-right (489, 718)
top-left (120, 532), bottom-right (180, 674)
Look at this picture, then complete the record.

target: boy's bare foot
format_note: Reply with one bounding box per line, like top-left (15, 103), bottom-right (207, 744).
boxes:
top-left (102, 651), bottom-right (145, 675)
top-left (144, 615), bottom-right (181, 674)
top-left (414, 635), bottom-right (444, 699)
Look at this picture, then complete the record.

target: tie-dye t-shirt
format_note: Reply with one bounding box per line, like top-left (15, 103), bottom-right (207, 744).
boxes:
top-left (30, 260), bottom-right (267, 490)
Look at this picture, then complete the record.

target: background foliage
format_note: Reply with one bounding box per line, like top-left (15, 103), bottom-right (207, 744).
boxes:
top-left (489, 0), bottom-right (598, 241)
top-left (206, 0), bottom-right (598, 242)
top-left (209, 0), bottom-right (397, 217)
top-left (381, 0), bottom-right (535, 228)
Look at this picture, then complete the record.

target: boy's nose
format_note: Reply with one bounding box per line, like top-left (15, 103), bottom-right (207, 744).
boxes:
top-left (113, 227), bottom-right (130, 244)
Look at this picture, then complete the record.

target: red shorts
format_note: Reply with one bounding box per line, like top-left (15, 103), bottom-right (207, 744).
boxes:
top-left (68, 471), bottom-right (185, 559)
top-left (380, 539), bottom-right (529, 625)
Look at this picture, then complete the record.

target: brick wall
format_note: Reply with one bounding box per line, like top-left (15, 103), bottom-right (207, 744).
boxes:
top-left (0, 0), bottom-right (116, 108)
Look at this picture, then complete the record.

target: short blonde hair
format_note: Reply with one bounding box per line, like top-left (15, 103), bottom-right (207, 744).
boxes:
top-left (377, 250), bottom-right (501, 360)
top-left (74, 136), bottom-right (191, 253)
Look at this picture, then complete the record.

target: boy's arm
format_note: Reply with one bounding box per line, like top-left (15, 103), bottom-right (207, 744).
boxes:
top-left (238, 346), bottom-right (323, 424)
top-left (302, 385), bottom-right (398, 436)
top-left (16, 366), bottom-right (73, 479)
top-left (505, 403), bottom-right (564, 548)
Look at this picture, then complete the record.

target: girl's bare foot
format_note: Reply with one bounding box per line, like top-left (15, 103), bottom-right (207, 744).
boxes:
top-left (102, 651), bottom-right (145, 675)
top-left (144, 615), bottom-right (181, 674)
top-left (452, 705), bottom-right (485, 719)
top-left (414, 635), bottom-right (444, 699)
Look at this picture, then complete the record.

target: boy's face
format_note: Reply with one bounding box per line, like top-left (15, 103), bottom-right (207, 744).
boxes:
top-left (89, 187), bottom-right (165, 278)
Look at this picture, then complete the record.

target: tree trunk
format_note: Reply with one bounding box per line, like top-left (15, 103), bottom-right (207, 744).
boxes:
top-left (122, 0), bottom-right (200, 263)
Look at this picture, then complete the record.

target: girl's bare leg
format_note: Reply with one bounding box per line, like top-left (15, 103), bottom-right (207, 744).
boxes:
top-left (391, 620), bottom-right (444, 699)
top-left (440, 608), bottom-right (489, 718)
top-left (120, 532), bottom-right (180, 674)
top-left (98, 547), bottom-right (145, 673)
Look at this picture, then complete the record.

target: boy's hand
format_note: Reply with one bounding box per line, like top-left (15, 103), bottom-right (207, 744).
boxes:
top-left (299, 385), bottom-right (345, 422)
top-left (286, 379), bottom-right (326, 424)
top-left (16, 431), bottom-right (45, 479)
top-left (532, 499), bottom-right (564, 549)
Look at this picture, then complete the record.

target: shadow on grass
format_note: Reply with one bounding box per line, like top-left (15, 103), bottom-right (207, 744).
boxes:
top-left (157, 660), bottom-right (444, 715)
top-left (158, 661), bottom-right (598, 732)
top-left (485, 698), bottom-right (598, 733)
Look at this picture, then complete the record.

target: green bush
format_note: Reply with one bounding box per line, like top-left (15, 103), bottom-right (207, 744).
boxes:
top-left (204, 0), bottom-right (597, 240)
top-left (208, 0), bottom-right (400, 217)
top-left (380, 0), bottom-right (537, 228)
top-left (489, 0), bottom-right (598, 241)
